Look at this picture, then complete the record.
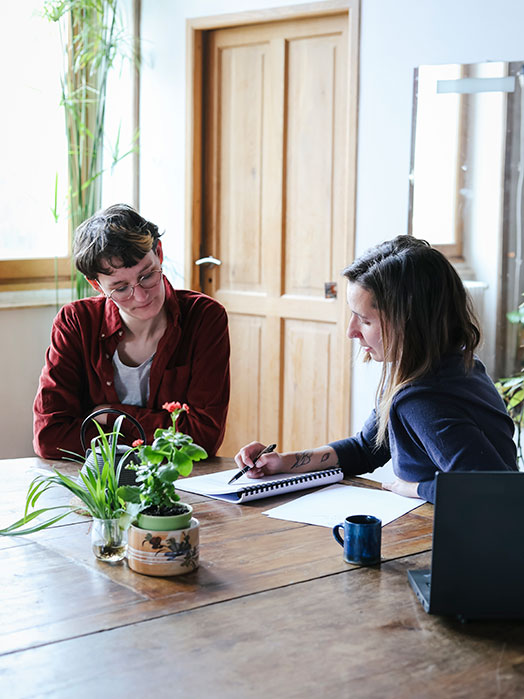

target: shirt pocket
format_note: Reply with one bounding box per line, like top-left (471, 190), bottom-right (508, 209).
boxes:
top-left (157, 364), bottom-right (192, 402)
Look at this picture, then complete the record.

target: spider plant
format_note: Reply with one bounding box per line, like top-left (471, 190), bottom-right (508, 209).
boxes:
top-left (0, 416), bottom-right (140, 536)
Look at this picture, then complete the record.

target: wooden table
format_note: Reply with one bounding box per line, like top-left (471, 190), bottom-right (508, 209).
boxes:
top-left (1, 457), bottom-right (523, 698)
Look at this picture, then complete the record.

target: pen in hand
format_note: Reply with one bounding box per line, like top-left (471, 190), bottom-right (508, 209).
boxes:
top-left (227, 443), bottom-right (277, 485)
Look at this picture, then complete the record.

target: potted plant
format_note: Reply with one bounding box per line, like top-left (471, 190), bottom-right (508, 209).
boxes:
top-left (0, 415), bottom-right (140, 563)
top-left (496, 295), bottom-right (524, 468)
top-left (117, 401), bottom-right (207, 577)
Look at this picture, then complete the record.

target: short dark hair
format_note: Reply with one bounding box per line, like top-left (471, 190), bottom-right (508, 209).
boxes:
top-left (73, 204), bottom-right (162, 279)
top-left (343, 235), bottom-right (481, 444)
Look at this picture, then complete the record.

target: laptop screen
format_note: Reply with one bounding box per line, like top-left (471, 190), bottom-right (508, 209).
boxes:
top-left (428, 471), bottom-right (524, 618)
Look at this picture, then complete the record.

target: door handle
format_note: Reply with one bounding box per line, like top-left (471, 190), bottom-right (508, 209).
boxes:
top-left (195, 256), bottom-right (222, 267)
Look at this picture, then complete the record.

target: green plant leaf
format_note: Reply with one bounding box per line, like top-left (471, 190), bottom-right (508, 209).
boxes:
top-left (142, 445), bottom-right (166, 464)
top-left (178, 462), bottom-right (194, 477)
top-left (116, 485), bottom-right (141, 503)
top-left (507, 307), bottom-right (524, 324)
top-left (183, 444), bottom-right (208, 461)
top-left (158, 466), bottom-right (180, 483)
top-left (0, 506), bottom-right (73, 536)
top-left (117, 504), bottom-right (142, 531)
top-left (171, 449), bottom-right (193, 471)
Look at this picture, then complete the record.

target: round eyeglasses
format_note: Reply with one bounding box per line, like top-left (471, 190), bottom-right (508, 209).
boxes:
top-left (106, 268), bottom-right (163, 302)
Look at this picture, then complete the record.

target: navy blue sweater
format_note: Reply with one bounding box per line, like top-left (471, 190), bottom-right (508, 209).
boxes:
top-left (330, 354), bottom-right (517, 503)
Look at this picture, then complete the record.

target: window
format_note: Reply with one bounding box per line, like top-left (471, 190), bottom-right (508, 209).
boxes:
top-left (0, 1), bottom-right (70, 289)
top-left (409, 63), bottom-right (464, 258)
top-left (409, 62), bottom-right (510, 262)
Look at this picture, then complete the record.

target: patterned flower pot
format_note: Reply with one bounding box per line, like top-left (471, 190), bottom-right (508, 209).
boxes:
top-left (127, 517), bottom-right (199, 576)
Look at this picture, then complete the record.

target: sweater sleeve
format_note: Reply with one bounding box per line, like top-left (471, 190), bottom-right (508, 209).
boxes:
top-left (390, 391), bottom-right (517, 504)
top-left (329, 409), bottom-right (391, 477)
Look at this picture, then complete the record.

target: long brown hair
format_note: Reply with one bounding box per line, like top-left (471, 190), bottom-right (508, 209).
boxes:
top-left (343, 236), bottom-right (481, 445)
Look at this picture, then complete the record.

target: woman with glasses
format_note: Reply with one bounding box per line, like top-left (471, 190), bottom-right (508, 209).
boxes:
top-left (33, 204), bottom-right (230, 459)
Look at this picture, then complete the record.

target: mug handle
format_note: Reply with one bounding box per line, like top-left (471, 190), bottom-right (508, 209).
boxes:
top-left (332, 523), bottom-right (345, 547)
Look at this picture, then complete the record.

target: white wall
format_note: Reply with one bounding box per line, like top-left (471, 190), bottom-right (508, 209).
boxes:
top-left (0, 305), bottom-right (57, 457)
top-left (5, 0), bottom-right (524, 458)
top-left (140, 0), bottom-right (524, 436)
top-left (138, 0), bottom-right (307, 285)
top-left (352, 0), bottom-right (524, 430)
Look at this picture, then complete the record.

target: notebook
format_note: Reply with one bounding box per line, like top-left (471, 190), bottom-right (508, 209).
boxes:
top-left (408, 471), bottom-right (524, 620)
top-left (174, 467), bottom-right (344, 503)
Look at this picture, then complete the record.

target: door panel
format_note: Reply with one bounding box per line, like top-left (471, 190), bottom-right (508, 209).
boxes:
top-left (282, 319), bottom-right (339, 448)
top-left (202, 12), bottom-right (357, 456)
top-left (219, 42), bottom-right (267, 294)
top-left (285, 33), bottom-right (343, 297)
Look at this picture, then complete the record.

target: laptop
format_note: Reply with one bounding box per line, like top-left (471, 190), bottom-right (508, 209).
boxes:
top-left (408, 471), bottom-right (524, 620)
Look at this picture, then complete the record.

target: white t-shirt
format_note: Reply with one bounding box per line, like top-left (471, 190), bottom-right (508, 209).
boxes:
top-left (112, 350), bottom-right (154, 406)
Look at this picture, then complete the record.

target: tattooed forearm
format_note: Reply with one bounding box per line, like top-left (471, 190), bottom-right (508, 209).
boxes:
top-left (320, 452), bottom-right (339, 466)
top-left (291, 451), bottom-right (313, 470)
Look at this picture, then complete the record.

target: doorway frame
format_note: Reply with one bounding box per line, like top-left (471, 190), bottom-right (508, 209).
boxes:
top-left (184, 0), bottom-right (360, 289)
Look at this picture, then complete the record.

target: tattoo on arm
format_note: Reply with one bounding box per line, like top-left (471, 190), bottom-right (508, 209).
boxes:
top-left (291, 451), bottom-right (313, 470)
top-left (320, 452), bottom-right (339, 467)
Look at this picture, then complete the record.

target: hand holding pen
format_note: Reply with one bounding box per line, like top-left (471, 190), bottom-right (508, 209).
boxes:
top-left (228, 443), bottom-right (278, 485)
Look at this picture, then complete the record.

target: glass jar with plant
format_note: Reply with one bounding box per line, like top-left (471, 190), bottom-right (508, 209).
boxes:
top-left (0, 415), bottom-right (141, 563)
top-left (118, 402), bottom-right (207, 577)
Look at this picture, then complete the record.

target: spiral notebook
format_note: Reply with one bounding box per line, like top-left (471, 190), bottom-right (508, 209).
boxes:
top-left (174, 467), bottom-right (344, 503)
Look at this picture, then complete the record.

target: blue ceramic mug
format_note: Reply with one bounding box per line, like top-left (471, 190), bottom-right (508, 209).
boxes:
top-left (332, 514), bottom-right (382, 565)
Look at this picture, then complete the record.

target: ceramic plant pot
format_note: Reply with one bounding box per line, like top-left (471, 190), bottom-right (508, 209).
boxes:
top-left (136, 503), bottom-right (193, 531)
top-left (127, 510), bottom-right (199, 577)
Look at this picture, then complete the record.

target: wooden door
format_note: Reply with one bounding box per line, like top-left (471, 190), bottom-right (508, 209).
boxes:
top-left (197, 10), bottom-right (358, 456)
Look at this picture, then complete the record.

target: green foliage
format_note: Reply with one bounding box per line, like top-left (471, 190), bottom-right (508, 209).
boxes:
top-left (117, 404), bottom-right (207, 513)
top-left (496, 293), bottom-right (524, 465)
top-left (0, 416), bottom-right (140, 536)
top-left (496, 371), bottom-right (524, 463)
top-left (43, 0), bottom-right (138, 299)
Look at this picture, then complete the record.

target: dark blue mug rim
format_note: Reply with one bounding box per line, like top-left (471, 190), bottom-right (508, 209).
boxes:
top-left (345, 514), bottom-right (381, 525)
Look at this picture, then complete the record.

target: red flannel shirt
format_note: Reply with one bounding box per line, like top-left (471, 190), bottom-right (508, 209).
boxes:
top-left (33, 279), bottom-right (230, 459)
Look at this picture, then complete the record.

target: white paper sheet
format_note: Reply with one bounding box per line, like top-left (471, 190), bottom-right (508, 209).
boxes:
top-left (356, 461), bottom-right (395, 485)
top-left (262, 483), bottom-right (425, 528)
top-left (175, 468), bottom-right (340, 497)
top-left (175, 468), bottom-right (259, 495)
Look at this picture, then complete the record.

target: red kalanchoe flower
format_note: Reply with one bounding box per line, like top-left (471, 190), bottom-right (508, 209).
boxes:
top-left (182, 403), bottom-right (190, 414)
top-left (162, 401), bottom-right (182, 413)
top-left (132, 439), bottom-right (144, 447)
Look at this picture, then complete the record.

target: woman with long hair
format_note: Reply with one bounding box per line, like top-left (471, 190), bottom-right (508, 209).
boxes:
top-left (235, 235), bottom-right (517, 503)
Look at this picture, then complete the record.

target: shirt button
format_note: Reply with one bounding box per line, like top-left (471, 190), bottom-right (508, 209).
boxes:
top-left (118, 330), bottom-right (123, 336)
top-left (106, 380), bottom-right (112, 386)
top-left (105, 354), bottom-right (110, 359)
top-left (101, 333), bottom-right (105, 338)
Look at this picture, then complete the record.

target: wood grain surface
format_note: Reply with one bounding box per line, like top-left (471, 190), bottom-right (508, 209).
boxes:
top-left (0, 457), bottom-right (432, 658)
top-left (9, 457), bottom-right (512, 699)
top-left (2, 550), bottom-right (524, 698)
